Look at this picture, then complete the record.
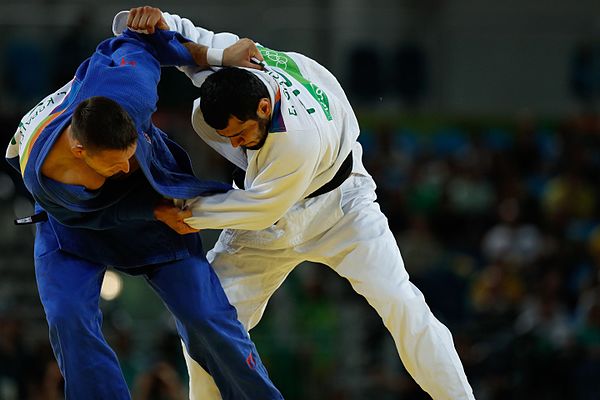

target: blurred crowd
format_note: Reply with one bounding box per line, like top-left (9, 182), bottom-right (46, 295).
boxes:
top-left (1, 16), bottom-right (600, 400)
top-left (356, 113), bottom-right (600, 400)
top-left (2, 108), bottom-right (600, 399)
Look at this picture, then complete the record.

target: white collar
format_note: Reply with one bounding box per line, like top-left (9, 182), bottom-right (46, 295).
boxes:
top-left (251, 70), bottom-right (278, 117)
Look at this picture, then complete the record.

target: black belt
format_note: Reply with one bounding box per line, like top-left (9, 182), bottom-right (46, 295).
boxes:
top-left (233, 151), bottom-right (353, 199)
top-left (306, 152), bottom-right (353, 198)
top-left (15, 211), bottom-right (48, 225)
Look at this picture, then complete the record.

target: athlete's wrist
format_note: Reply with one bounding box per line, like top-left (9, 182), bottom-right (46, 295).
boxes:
top-left (207, 48), bottom-right (224, 66)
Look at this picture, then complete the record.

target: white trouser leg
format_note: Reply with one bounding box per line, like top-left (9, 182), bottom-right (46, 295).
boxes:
top-left (184, 346), bottom-right (221, 400)
top-left (308, 178), bottom-right (474, 400)
top-left (186, 237), bottom-right (299, 400)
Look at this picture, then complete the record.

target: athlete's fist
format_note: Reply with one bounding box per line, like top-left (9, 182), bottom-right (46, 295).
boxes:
top-left (223, 38), bottom-right (265, 70)
top-left (127, 6), bottom-right (169, 34)
top-left (153, 199), bottom-right (199, 235)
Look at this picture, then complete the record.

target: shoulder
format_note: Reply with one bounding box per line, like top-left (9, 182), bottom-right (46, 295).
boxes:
top-left (261, 128), bottom-right (321, 165)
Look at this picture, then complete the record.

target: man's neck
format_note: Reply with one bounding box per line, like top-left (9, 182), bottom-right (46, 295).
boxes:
top-left (40, 125), bottom-right (106, 190)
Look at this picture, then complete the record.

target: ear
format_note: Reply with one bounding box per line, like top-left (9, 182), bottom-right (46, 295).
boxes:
top-left (256, 98), bottom-right (271, 119)
top-left (70, 141), bottom-right (86, 159)
top-left (66, 125), bottom-right (86, 159)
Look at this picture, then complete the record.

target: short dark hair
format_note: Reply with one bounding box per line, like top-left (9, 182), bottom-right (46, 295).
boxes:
top-left (71, 96), bottom-right (137, 152)
top-left (199, 68), bottom-right (270, 130)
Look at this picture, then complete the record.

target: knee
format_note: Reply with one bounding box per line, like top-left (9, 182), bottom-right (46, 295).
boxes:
top-left (178, 305), bottom-right (240, 337)
top-left (45, 295), bottom-right (92, 331)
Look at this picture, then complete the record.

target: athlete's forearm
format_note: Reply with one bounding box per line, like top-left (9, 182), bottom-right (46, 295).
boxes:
top-left (182, 42), bottom-right (209, 69)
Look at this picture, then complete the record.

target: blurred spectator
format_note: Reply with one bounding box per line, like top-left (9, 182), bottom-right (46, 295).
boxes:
top-left (471, 262), bottom-right (525, 321)
top-left (294, 268), bottom-right (340, 400)
top-left (132, 362), bottom-right (186, 400)
top-left (405, 157), bottom-right (447, 217)
top-left (573, 293), bottom-right (600, 400)
top-left (514, 268), bottom-right (573, 348)
top-left (446, 164), bottom-right (495, 217)
top-left (111, 328), bottom-right (139, 388)
top-left (542, 169), bottom-right (596, 223)
top-left (27, 344), bottom-right (64, 400)
top-left (481, 198), bottom-right (543, 266)
top-left (0, 316), bottom-right (29, 399)
top-left (396, 215), bottom-right (444, 279)
top-left (512, 268), bottom-right (575, 399)
top-left (131, 332), bottom-right (188, 400)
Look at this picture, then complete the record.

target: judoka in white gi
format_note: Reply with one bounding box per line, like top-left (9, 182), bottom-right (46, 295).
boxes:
top-left (115, 7), bottom-right (475, 400)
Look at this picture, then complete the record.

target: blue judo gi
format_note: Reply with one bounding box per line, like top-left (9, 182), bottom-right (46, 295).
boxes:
top-left (6, 29), bottom-right (282, 400)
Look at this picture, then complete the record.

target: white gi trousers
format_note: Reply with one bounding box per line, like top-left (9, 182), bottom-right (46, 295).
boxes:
top-left (184, 173), bottom-right (475, 400)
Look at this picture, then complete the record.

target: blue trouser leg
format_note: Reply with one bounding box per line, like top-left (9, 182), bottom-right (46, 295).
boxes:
top-left (145, 254), bottom-right (283, 400)
top-left (34, 225), bottom-right (130, 399)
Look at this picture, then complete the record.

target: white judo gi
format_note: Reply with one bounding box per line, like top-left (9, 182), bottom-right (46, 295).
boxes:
top-left (114, 11), bottom-right (475, 400)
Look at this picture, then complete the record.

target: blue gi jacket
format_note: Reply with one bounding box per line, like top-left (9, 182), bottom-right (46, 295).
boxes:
top-left (7, 29), bottom-right (231, 269)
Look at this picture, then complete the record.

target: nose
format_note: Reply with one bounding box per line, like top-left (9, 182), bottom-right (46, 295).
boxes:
top-left (121, 161), bottom-right (130, 173)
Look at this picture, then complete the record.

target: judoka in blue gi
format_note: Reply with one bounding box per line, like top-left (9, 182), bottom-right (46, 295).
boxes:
top-left (5, 25), bottom-right (282, 400)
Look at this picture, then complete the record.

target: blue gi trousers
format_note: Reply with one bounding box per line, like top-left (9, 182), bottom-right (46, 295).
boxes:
top-left (34, 222), bottom-right (282, 400)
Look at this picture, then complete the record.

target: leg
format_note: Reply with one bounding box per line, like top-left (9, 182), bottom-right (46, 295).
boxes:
top-left (34, 223), bottom-right (130, 399)
top-left (313, 175), bottom-right (475, 400)
top-left (185, 236), bottom-right (300, 400)
top-left (145, 251), bottom-right (287, 400)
